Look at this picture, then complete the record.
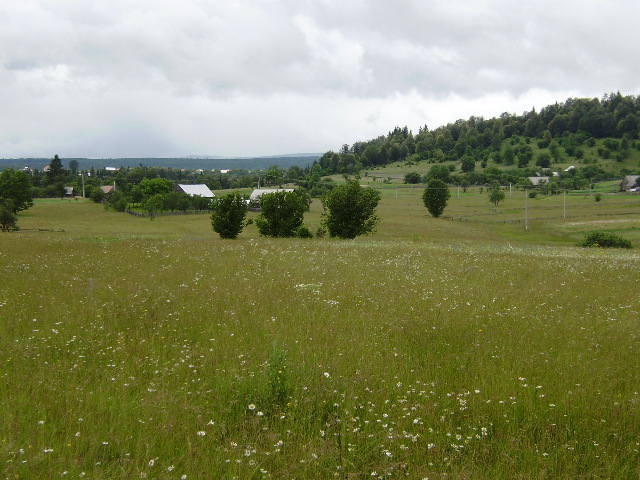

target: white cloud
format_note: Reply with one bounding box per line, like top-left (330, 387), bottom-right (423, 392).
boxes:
top-left (1, 0), bottom-right (639, 158)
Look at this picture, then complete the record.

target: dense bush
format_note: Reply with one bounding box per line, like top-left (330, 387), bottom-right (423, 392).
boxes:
top-left (211, 192), bottom-right (247, 238)
top-left (404, 172), bottom-right (422, 184)
top-left (210, 191), bottom-right (249, 239)
top-left (578, 231), bottom-right (632, 249)
top-left (321, 180), bottom-right (381, 239)
top-left (256, 191), bottom-right (306, 237)
top-left (295, 225), bottom-right (313, 238)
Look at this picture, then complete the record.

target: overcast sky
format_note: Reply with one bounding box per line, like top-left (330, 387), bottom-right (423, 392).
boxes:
top-left (1, 0), bottom-right (639, 159)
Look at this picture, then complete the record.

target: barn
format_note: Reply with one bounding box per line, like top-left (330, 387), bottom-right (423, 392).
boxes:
top-left (176, 184), bottom-right (215, 198)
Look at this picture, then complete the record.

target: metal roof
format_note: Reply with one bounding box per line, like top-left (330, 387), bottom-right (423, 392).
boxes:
top-left (249, 188), bottom-right (294, 201)
top-left (178, 184), bottom-right (215, 198)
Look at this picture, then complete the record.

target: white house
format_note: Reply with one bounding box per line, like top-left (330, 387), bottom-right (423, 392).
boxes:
top-left (249, 188), bottom-right (294, 204)
top-left (176, 184), bottom-right (215, 198)
top-left (528, 176), bottom-right (550, 186)
top-left (620, 175), bottom-right (640, 192)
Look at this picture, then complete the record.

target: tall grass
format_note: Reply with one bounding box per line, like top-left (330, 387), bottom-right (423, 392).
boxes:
top-left (1, 199), bottom-right (639, 478)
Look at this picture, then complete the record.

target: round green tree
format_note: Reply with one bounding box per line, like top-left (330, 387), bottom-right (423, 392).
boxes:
top-left (139, 177), bottom-right (174, 196)
top-left (142, 194), bottom-right (165, 220)
top-left (0, 199), bottom-right (19, 231)
top-left (322, 180), bottom-right (381, 239)
top-left (0, 168), bottom-right (34, 213)
top-left (422, 179), bottom-right (450, 218)
top-left (211, 191), bottom-right (248, 239)
top-left (256, 190), bottom-right (306, 237)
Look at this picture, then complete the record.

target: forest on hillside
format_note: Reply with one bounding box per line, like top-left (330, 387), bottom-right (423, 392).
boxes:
top-left (313, 92), bottom-right (640, 180)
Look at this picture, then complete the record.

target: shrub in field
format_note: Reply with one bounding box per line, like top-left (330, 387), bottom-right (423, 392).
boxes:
top-left (295, 225), bottom-right (313, 238)
top-left (404, 172), bottom-right (422, 184)
top-left (422, 179), bottom-right (450, 217)
top-left (321, 180), bottom-right (381, 239)
top-left (578, 231), bottom-right (632, 249)
top-left (112, 197), bottom-right (128, 212)
top-left (210, 191), bottom-right (249, 239)
top-left (256, 190), bottom-right (306, 237)
top-left (488, 186), bottom-right (506, 206)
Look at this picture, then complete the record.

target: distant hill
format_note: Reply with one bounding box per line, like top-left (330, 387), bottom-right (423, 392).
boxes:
top-left (0, 154), bottom-right (322, 172)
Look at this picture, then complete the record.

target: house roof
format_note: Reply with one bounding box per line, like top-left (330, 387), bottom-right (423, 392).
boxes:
top-left (178, 184), bottom-right (215, 198)
top-left (528, 176), bottom-right (550, 186)
top-left (249, 188), bottom-right (294, 201)
top-left (100, 185), bottom-right (115, 194)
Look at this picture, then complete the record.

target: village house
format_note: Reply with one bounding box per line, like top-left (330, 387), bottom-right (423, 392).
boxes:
top-left (176, 184), bottom-right (215, 198)
top-left (527, 176), bottom-right (550, 187)
top-left (619, 175), bottom-right (640, 192)
top-left (100, 185), bottom-right (115, 195)
top-left (249, 188), bottom-right (294, 203)
top-left (248, 188), bottom-right (295, 209)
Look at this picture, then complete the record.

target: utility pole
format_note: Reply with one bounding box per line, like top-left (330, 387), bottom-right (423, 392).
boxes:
top-left (525, 188), bottom-right (529, 231)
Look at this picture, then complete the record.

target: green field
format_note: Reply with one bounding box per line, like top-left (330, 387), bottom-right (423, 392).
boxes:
top-left (1, 194), bottom-right (639, 479)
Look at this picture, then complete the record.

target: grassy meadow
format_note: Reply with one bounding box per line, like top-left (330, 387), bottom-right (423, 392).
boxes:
top-left (1, 191), bottom-right (639, 479)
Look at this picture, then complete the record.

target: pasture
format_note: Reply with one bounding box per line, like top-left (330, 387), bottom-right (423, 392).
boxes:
top-left (1, 191), bottom-right (639, 479)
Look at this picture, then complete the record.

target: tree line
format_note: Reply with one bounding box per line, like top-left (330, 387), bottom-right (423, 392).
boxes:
top-left (313, 92), bottom-right (640, 177)
top-left (211, 182), bottom-right (381, 240)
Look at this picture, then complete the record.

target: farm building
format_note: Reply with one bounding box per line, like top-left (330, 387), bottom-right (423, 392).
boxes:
top-left (176, 184), bottom-right (215, 198)
top-left (528, 176), bottom-right (550, 186)
top-left (100, 185), bottom-right (115, 195)
top-left (249, 188), bottom-right (294, 203)
top-left (620, 175), bottom-right (640, 191)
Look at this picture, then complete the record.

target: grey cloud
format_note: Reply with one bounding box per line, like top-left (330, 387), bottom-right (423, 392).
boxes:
top-left (4, 60), bottom-right (38, 71)
top-left (1, 0), bottom-right (639, 158)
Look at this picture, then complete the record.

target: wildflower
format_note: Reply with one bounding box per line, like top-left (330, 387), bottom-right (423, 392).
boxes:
top-left (197, 431), bottom-right (206, 436)
top-left (323, 372), bottom-right (330, 378)
top-left (248, 404), bottom-right (256, 411)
